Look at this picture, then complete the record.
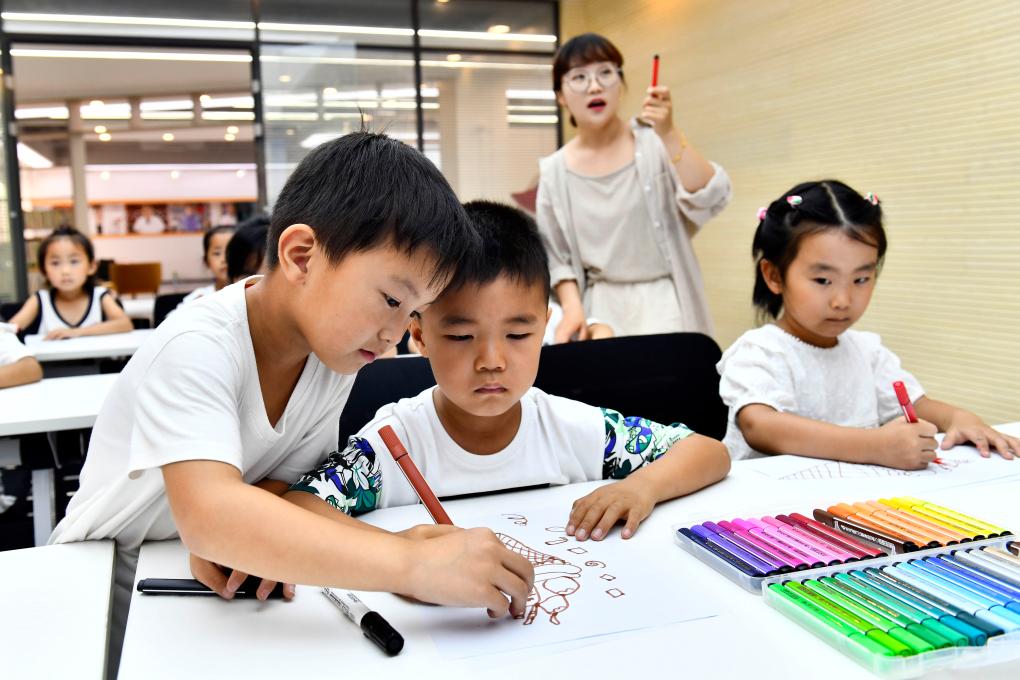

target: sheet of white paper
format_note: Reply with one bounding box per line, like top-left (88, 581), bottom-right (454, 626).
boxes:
top-left (409, 505), bottom-right (719, 659)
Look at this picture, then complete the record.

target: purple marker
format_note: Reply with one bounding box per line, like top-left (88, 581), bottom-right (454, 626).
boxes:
top-left (690, 525), bottom-right (778, 576)
top-left (726, 518), bottom-right (812, 570)
top-left (703, 521), bottom-right (791, 574)
top-left (761, 516), bottom-right (848, 565)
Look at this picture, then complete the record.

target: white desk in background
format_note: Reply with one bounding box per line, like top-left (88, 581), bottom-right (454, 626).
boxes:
top-left (1, 540), bottom-right (114, 680)
top-left (0, 373), bottom-right (117, 545)
top-left (119, 456), bottom-right (1020, 680)
top-left (25, 328), bottom-right (153, 363)
top-left (120, 296), bottom-right (155, 325)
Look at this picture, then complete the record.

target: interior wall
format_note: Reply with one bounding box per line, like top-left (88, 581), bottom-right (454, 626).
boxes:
top-left (561, 0), bottom-right (1020, 423)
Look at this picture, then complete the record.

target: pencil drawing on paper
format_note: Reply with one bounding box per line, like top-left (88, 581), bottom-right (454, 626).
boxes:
top-left (497, 533), bottom-right (582, 625)
top-left (779, 457), bottom-right (971, 481)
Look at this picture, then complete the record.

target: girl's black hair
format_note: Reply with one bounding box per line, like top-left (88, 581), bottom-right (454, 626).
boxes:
top-left (752, 180), bottom-right (887, 321)
top-left (552, 33), bottom-right (625, 127)
top-left (37, 226), bottom-right (97, 292)
top-left (227, 215), bottom-right (270, 283)
top-left (202, 224), bottom-right (236, 262)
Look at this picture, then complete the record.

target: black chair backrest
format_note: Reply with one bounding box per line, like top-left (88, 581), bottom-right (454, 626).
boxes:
top-left (337, 332), bottom-right (727, 444)
top-left (153, 293), bottom-right (189, 327)
top-left (1, 301), bottom-right (22, 321)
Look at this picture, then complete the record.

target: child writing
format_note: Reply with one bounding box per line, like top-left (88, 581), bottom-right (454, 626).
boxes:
top-left (286, 201), bottom-right (730, 542)
top-left (718, 180), bottom-right (1019, 468)
top-left (49, 133), bottom-right (535, 674)
top-left (180, 225), bottom-right (235, 303)
top-left (8, 226), bottom-right (132, 340)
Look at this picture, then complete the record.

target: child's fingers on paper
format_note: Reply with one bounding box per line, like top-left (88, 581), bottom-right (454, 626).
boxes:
top-left (493, 569), bottom-right (531, 619)
top-left (501, 549), bottom-right (535, 590)
top-left (590, 503), bottom-right (626, 541)
top-left (483, 587), bottom-right (511, 619)
top-left (574, 499), bottom-right (613, 541)
top-left (989, 433), bottom-right (1015, 460)
top-left (621, 507), bottom-right (649, 539)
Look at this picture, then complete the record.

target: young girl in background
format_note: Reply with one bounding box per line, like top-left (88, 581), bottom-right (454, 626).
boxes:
top-left (181, 225), bottom-right (235, 303)
top-left (718, 180), bottom-right (1019, 468)
top-left (9, 226), bottom-right (132, 340)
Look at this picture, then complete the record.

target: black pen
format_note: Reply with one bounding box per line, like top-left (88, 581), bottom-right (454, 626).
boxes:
top-left (322, 587), bottom-right (404, 656)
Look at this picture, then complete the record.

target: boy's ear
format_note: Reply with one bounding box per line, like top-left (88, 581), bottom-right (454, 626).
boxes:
top-left (410, 317), bottom-right (429, 359)
top-left (276, 224), bottom-right (316, 281)
top-left (760, 259), bottom-right (784, 295)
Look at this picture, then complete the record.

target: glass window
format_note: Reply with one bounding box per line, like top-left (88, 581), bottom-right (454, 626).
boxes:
top-left (1, 1), bottom-right (254, 41)
top-left (0, 85), bottom-right (16, 303)
top-left (419, 0), bottom-right (557, 53)
top-left (420, 50), bottom-right (556, 207)
top-left (260, 45), bottom-right (418, 207)
top-left (258, 0), bottom-right (413, 48)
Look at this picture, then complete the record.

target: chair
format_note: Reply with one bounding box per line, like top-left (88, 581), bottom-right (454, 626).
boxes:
top-left (337, 332), bottom-right (727, 444)
top-left (109, 262), bottom-right (162, 298)
top-left (1, 301), bottom-right (22, 321)
top-left (153, 292), bottom-right (188, 327)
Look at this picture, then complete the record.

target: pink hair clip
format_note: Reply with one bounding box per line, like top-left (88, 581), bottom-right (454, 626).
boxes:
top-left (865, 192), bottom-right (880, 205)
top-left (786, 195), bottom-right (803, 207)
top-left (756, 207), bottom-right (767, 221)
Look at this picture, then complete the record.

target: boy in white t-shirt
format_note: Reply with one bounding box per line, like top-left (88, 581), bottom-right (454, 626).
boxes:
top-left (49, 134), bottom-right (537, 672)
top-left (287, 201), bottom-right (730, 542)
top-left (0, 326), bottom-right (42, 388)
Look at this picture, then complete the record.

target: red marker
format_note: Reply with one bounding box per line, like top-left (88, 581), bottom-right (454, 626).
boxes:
top-left (378, 425), bottom-right (452, 525)
top-left (893, 380), bottom-right (942, 464)
top-left (651, 53), bottom-right (660, 87)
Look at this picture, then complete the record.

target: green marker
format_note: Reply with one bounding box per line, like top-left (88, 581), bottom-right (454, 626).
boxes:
top-left (841, 572), bottom-right (969, 648)
top-left (810, 579), bottom-right (932, 655)
top-left (786, 581), bottom-right (912, 656)
top-left (826, 575), bottom-right (950, 650)
top-left (768, 584), bottom-right (896, 657)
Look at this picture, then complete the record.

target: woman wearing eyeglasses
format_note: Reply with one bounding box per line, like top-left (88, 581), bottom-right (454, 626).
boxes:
top-left (536, 33), bottom-right (731, 341)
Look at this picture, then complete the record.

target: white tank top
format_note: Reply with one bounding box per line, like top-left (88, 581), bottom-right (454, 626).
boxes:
top-left (36, 286), bottom-right (110, 336)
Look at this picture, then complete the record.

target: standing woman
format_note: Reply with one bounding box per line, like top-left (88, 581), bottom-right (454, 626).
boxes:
top-left (536, 34), bottom-right (731, 341)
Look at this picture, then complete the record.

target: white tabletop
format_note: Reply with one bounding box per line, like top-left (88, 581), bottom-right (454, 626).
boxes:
top-left (120, 297), bottom-right (155, 322)
top-left (119, 459), bottom-right (1020, 680)
top-left (25, 329), bottom-right (153, 362)
top-left (0, 373), bottom-right (118, 436)
top-left (1, 540), bottom-right (115, 680)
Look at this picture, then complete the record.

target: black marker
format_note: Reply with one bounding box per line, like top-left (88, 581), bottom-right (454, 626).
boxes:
top-left (137, 577), bottom-right (284, 599)
top-left (322, 587), bottom-right (404, 656)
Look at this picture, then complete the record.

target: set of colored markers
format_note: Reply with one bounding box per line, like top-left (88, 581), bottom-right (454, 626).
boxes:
top-left (676, 497), bottom-right (1011, 590)
top-left (763, 542), bottom-right (1020, 675)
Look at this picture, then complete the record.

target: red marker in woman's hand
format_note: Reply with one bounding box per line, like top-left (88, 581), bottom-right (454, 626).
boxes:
top-left (651, 53), bottom-right (660, 87)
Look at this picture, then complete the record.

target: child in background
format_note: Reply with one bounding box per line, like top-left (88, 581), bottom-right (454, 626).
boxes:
top-left (225, 215), bottom-right (270, 283)
top-left (49, 134), bottom-right (534, 675)
top-left (287, 201), bottom-right (729, 542)
top-left (8, 226), bottom-right (132, 340)
top-left (0, 325), bottom-right (42, 388)
top-left (718, 180), bottom-right (1019, 468)
top-left (181, 225), bottom-right (235, 303)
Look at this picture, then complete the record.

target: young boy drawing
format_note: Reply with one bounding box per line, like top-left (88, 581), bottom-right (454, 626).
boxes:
top-left (287, 201), bottom-right (730, 541)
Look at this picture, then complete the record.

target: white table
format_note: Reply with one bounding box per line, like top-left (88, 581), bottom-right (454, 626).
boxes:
top-left (120, 297), bottom-right (156, 325)
top-left (1, 540), bottom-right (115, 680)
top-left (25, 329), bottom-right (153, 363)
top-left (119, 460), bottom-right (1020, 680)
top-left (0, 373), bottom-right (118, 544)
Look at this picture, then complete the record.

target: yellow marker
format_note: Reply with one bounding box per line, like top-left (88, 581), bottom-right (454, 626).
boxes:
top-left (895, 497), bottom-right (1008, 536)
top-left (883, 498), bottom-right (988, 538)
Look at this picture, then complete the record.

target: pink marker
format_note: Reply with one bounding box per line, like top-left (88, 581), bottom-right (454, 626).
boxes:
top-left (761, 516), bottom-right (849, 565)
top-left (775, 514), bottom-right (859, 562)
top-left (744, 518), bottom-right (827, 568)
top-left (730, 518), bottom-right (815, 569)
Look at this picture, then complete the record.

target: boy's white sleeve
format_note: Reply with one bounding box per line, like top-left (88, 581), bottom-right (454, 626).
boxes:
top-left (0, 332), bottom-right (32, 365)
top-left (129, 333), bottom-right (243, 477)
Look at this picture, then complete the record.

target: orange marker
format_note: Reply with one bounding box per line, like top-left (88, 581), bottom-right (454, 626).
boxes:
top-left (379, 425), bottom-right (452, 525)
top-left (828, 503), bottom-right (923, 551)
top-left (852, 502), bottom-right (942, 547)
top-left (870, 500), bottom-right (969, 544)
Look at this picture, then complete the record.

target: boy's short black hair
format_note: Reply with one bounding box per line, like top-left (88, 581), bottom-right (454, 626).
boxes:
top-left (446, 200), bottom-right (551, 299)
top-left (268, 131), bottom-right (476, 287)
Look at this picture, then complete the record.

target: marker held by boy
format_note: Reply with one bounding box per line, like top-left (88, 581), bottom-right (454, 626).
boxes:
top-left (378, 425), bottom-right (452, 525)
top-left (893, 380), bottom-right (942, 464)
top-left (323, 588), bottom-right (404, 656)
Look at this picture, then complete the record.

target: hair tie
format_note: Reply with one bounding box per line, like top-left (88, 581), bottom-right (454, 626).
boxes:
top-left (786, 195), bottom-right (803, 207)
top-left (865, 192), bottom-right (880, 205)
top-left (756, 207), bottom-right (767, 221)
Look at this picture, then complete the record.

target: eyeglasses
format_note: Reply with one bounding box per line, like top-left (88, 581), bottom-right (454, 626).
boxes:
top-left (562, 64), bottom-right (621, 93)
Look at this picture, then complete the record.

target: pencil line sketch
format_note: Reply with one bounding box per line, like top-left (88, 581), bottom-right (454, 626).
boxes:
top-left (606, 588), bottom-right (625, 598)
top-left (497, 533), bottom-right (582, 626)
top-left (779, 458), bottom-right (971, 480)
top-left (502, 513), bottom-right (528, 526)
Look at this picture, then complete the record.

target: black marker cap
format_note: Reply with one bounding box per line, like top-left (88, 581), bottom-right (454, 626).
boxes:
top-left (361, 611), bottom-right (404, 656)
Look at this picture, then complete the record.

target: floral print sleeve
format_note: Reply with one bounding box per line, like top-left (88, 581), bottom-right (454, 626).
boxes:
top-left (601, 408), bottom-right (694, 480)
top-left (289, 436), bottom-right (382, 516)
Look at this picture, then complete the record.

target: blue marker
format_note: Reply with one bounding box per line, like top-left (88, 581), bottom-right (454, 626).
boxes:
top-left (872, 567), bottom-right (1002, 639)
top-left (955, 550), bottom-right (1020, 589)
top-left (678, 527), bottom-right (765, 577)
top-left (936, 556), bottom-right (1020, 607)
top-left (896, 563), bottom-right (1020, 632)
top-left (913, 560), bottom-right (1020, 620)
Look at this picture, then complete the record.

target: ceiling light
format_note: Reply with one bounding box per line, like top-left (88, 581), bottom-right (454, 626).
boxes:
top-left (257, 21), bottom-right (413, 37)
top-left (94, 125), bottom-right (107, 134)
top-left (322, 87), bottom-right (338, 96)
top-left (278, 74), bottom-right (292, 83)
top-left (201, 111), bottom-right (255, 121)
top-left (1, 12), bottom-right (254, 30)
top-left (437, 0), bottom-right (449, 4)
top-left (417, 28), bottom-right (555, 43)
top-left (224, 133), bottom-right (236, 141)
top-left (98, 132), bottom-right (112, 141)
top-left (10, 47), bottom-right (251, 63)
top-left (162, 133), bottom-right (175, 141)
top-left (14, 106), bottom-right (69, 120)
top-left (236, 169), bottom-right (246, 178)
top-left (446, 54), bottom-right (462, 62)
top-left (226, 125), bottom-right (239, 134)
top-left (505, 89), bottom-right (556, 100)
top-left (199, 94), bottom-right (212, 104)
top-left (170, 170), bottom-right (180, 179)
top-left (17, 142), bottom-right (53, 169)
top-left (487, 25), bottom-right (510, 34)
top-left (89, 99), bottom-right (104, 106)
top-left (507, 114), bottom-right (558, 124)
top-left (100, 171), bottom-right (111, 180)
top-left (286, 128), bottom-right (295, 136)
